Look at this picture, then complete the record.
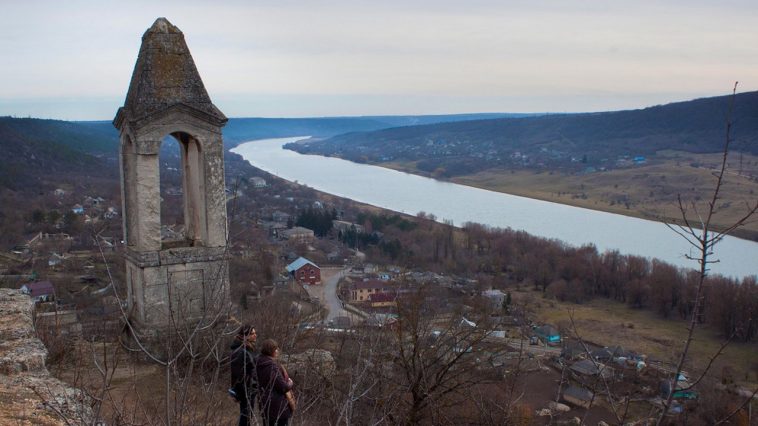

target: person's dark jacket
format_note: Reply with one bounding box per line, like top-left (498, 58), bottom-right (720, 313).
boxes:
top-left (256, 355), bottom-right (293, 422)
top-left (230, 341), bottom-right (257, 402)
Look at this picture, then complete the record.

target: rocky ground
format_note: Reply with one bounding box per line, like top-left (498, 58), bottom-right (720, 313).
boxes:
top-left (0, 289), bottom-right (93, 425)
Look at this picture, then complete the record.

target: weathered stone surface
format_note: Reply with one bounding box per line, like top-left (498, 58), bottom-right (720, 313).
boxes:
top-left (134, 153), bottom-right (161, 251)
top-left (116, 17), bottom-right (226, 125)
top-left (0, 290), bottom-right (46, 375)
top-left (0, 289), bottom-right (35, 341)
top-left (124, 248), bottom-right (161, 267)
top-left (0, 337), bottom-right (47, 375)
top-left (158, 246), bottom-right (226, 265)
top-left (115, 18), bottom-right (230, 335)
top-left (0, 289), bottom-right (93, 425)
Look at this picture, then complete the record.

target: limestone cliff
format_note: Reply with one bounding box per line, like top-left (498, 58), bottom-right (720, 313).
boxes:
top-left (0, 289), bottom-right (93, 425)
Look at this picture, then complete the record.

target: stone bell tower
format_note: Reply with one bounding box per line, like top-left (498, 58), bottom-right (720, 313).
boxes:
top-left (114, 18), bottom-right (229, 334)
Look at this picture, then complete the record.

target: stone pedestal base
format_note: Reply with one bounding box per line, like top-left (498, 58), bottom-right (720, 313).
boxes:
top-left (124, 246), bottom-right (230, 333)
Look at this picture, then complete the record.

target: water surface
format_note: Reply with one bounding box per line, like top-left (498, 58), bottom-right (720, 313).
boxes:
top-left (231, 137), bottom-right (758, 279)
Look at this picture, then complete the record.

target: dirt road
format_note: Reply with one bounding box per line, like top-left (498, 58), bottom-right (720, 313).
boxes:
top-left (304, 267), bottom-right (364, 324)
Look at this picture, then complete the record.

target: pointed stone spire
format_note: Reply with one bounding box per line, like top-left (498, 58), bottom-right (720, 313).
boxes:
top-left (115, 18), bottom-right (226, 128)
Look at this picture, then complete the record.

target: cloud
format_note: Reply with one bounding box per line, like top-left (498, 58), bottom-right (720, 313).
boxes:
top-left (0, 0), bottom-right (756, 118)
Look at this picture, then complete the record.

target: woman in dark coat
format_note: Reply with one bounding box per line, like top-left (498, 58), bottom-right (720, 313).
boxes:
top-left (230, 325), bottom-right (258, 426)
top-left (256, 339), bottom-right (294, 426)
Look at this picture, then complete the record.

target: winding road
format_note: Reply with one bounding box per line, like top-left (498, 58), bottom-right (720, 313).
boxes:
top-left (303, 267), bottom-right (365, 324)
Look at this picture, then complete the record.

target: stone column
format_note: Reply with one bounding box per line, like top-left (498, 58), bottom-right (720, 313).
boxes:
top-left (203, 133), bottom-right (228, 248)
top-left (120, 134), bottom-right (136, 247)
top-left (133, 139), bottom-right (161, 252)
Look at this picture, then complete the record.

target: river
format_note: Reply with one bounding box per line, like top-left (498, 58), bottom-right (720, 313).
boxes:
top-left (231, 137), bottom-right (758, 279)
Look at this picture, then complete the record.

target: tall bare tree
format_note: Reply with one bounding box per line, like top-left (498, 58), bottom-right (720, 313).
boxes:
top-left (658, 82), bottom-right (758, 424)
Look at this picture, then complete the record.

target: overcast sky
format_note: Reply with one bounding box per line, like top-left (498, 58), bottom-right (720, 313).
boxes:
top-left (1, 0), bottom-right (756, 120)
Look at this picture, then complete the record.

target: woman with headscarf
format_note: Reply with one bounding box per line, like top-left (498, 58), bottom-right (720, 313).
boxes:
top-left (256, 339), bottom-right (295, 426)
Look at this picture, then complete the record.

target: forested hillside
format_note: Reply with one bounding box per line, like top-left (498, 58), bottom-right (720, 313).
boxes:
top-left (288, 91), bottom-right (758, 176)
top-left (72, 113), bottom-right (524, 148)
top-left (0, 113), bottom-right (527, 190)
top-left (0, 117), bottom-right (118, 190)
top-left (221, 113), bottom-right (527, 145)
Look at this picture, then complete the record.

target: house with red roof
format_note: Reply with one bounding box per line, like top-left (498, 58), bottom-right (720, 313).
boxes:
top-left (368, 292), bottom-right (397, 308)
top-left (20, 281), bottom-right (56, 303)
top-left (349, 279), bottom-right (398, 305)
top-left (286, 257), bottom-right (321, 285)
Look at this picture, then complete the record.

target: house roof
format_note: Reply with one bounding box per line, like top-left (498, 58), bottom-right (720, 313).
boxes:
top-left (563, 385), bottom-right (594, 402)
top-left (535, 325), bottom-right (560, 336)
top-left (571, 359), bottom-right (613, 379)
top-left (22, 281), bottom-right (55, 297)
top-left (591, 348), bottom-right (614, 360)
top-left (351, 279), bottom-right (392, 291)
top-left (460, 317), bottom-right (477, 328)
top-left (570, 359), bottom-right (600, 376)
top-left (282, 226), bottom-right (313, 235)
top-left (286, 257), bottom-right (318, 272)
top-left (369, 292), bottom-right (397, 303)
top-left (608, 345), bottom-right (629, 357)
top-left (561, 343), bottom-right (588, 359)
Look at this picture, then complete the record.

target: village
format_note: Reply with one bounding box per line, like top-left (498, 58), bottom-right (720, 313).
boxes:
top-left (1, 150), bottom-right (735, 424)
top-left (0, 17), bottom-right (754, 425)
top-left (1, 5), bottom-right (757, 425)
top-left (294, 131), bottom-right (655, 177)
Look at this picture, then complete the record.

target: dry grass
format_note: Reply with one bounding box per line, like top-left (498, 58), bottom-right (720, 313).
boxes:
top-left (453, 153), bottom-right (758, 239)
top-left (514, 288), bottom-right (758, 387)
top-left (51, 341), bottom-right (239, 425)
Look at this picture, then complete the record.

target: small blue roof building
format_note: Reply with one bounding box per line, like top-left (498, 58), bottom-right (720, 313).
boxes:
top-left (286, 257), bottom-right (318, 273)
top-left (534, 324), bottom-right (561, 344)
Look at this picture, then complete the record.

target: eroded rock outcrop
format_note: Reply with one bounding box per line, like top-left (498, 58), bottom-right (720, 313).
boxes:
top-left (0, 289), bottom-right (93, 425)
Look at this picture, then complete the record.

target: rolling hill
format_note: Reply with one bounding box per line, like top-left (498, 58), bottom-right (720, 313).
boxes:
top-left (0, 117), bottom-right (119, 190)
top-left (0, 113), bottom-right (525, 190)
top-left (220, 113), bottom-right (530, 146)
top-left (287, 91), bottom-right (758, 177)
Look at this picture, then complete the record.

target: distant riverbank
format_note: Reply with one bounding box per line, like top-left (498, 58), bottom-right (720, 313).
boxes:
top-left (332, 152), bottom-right (758, 243)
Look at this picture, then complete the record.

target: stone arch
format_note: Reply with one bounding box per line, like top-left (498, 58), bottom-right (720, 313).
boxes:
top-left (166, 130), bottom-right (207, 247)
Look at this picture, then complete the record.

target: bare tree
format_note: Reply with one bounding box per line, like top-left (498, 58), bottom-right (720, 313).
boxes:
top-left (658, 82), bottom-right (758, 424)
top-left (385, 285), bottom-right (513, 425)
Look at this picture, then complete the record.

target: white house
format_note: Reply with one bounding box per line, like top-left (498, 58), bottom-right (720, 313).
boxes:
top-left (482, 289), bottom-right (506, 308)
top-left (20, 281), bottom-right (56, 303)
top-left (250, 177), bottom-right (267, 188)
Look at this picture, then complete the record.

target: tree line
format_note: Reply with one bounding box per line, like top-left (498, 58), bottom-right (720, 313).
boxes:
top-left (353, 214), bottom-right (758, 342)
top-left (295, 207), bottom-right (336, 237)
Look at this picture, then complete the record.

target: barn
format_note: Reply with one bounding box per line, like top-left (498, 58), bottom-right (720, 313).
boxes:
top-left (286, 257), bottom-right (321, 285)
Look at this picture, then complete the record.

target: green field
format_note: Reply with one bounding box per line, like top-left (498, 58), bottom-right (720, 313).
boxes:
top-left (515, 288), bottom-right (758, 388)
